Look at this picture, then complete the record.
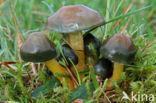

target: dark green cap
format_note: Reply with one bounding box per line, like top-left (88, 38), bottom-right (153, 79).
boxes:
top-left (84, 33), bottom-right (101, 57)
top-left (100, 34), bottom-right (137, 64)
top-left (94, 58), bottom-right (113, 79)
top-left (57, 44), bottom-right (78, 67)
top-left (20, 32), bottom-right (56, 62)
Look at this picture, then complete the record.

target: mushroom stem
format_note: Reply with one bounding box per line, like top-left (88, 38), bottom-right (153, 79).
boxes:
top-left (45, 59), bottom-right (75, 90)
top-left (66, 32), bottom-right (85, 80)
top-left (66, 32), bottom-right (84, 50)
top-left (107, 62), bottom-right (124, 87)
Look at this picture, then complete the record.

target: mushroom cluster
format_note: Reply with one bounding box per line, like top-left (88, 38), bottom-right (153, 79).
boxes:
top-left (47, 5), bottom-right (105, 80)
top-left (20, 5), bottom-right (137, 90)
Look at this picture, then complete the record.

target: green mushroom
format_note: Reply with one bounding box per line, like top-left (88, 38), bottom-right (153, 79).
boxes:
top-left (57, 44), bottom-right (78, 67)
top-left (20, 32), bottom-right (75, 89)
top-left (94, 57), bottom-right (113, 79)
top-left (84, 33), bottom-right (101, 64)
top-left (47, 5), bottom-right (105, 80)
top-left (100, 34), bottom-right (137, 87)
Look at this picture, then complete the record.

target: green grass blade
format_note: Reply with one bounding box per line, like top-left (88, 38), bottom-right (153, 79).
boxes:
top-left (69, 58), bottom-right (81, 85)
top-left (42, 1), bottom-right (54, 14)
top-left (105, 5), bottom-right (152, 24)
top-left (115, 0), bottom-right (125, 15)
top-left (89, 66), bottom-right (99, 89)
top-left (0, 16), bottom-right (17, 32)
top-left (144, 20), bottom-right (155, 39)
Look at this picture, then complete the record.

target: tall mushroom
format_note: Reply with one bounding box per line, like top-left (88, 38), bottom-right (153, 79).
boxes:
top-left (47, 5), bottom-right (104, 80)
top-left (20, 32), bottom-right (74, 89)
top-left (100, 34), bottom-right (137, 87)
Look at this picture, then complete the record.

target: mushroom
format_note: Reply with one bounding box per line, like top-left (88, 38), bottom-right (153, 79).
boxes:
top-left (20, 32), bottom-right (74, 89)
top-left (57, 44), bottom-right (78, 67)
top-left (100, 34), bottom-right (137, 87)
top-left (84, 33), bottom-right (101, 65)
top-left (47, 5), bottom-right (104, 80)
top-left (94, 58), bottom-right (113, 79)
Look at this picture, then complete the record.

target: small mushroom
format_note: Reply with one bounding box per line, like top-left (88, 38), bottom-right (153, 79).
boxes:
top-left (57, 44), bottom-right (78, 67)
top-left (84, 33), bottom-right (101, 64)
top-left (20, 32), bottom-right (74, 89)
top-left (94, 58), bottom-right (113, 79)
top-left (47, 5), bottom-right (104, 80)
top-left (100, 34), bottom-right (137, 87)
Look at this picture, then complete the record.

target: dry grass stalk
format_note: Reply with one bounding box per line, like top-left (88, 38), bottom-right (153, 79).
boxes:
top-left (112, 0), bottom-right (136, 30)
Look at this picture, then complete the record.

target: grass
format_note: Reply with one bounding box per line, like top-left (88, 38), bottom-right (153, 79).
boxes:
top-left (0, 0), bottom-right (156, 103)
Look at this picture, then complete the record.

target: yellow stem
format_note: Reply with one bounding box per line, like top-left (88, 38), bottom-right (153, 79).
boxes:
top-left (66, 32), bottom-right (85, 80)
top-left (107, 62), bottom-right (124, 87)
top-left (45, 59), bottom-right (75, 90)
top-left (66, 32), bottom-right (84, 50)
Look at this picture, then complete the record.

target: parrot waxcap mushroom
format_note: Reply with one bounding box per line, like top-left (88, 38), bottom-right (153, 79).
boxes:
top-left (20, 32), bottom-right (74, 89)
top-left (84, 33), bottom-right (101, 64)
top-left (100, 34), bottom-right (137, 87)
top-left (47, 5), bottom-right (104, 80)
top-left (94, 57), bottom-right (113, 79)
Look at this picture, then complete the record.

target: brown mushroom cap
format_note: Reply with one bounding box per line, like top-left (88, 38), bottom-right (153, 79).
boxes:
top-left (20, 32), bottom-right (56, 62)
top-left (47, 5), bottom-right (105, 33)
top-left (100, 34), bottom-right (137, 64)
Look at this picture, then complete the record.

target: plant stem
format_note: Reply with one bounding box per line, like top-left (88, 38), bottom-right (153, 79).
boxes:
top-left (107, 62), bottom-right (124, 87)
top-left (45, 59), bottom-right (75, 90)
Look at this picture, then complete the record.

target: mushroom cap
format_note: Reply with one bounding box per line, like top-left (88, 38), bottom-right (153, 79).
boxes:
top-left (47, 5), bottom-right (105, 33)
top-left (57, 44), bottom-right (78, 67)
top-left (94, 58), bottom-right (113, 79)
top-left (84, 33), bottom-right (101, 57)
top-left (20, 32), bottom-right (56, 62)
top-left (100, 34), bottom-right (137, 64)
